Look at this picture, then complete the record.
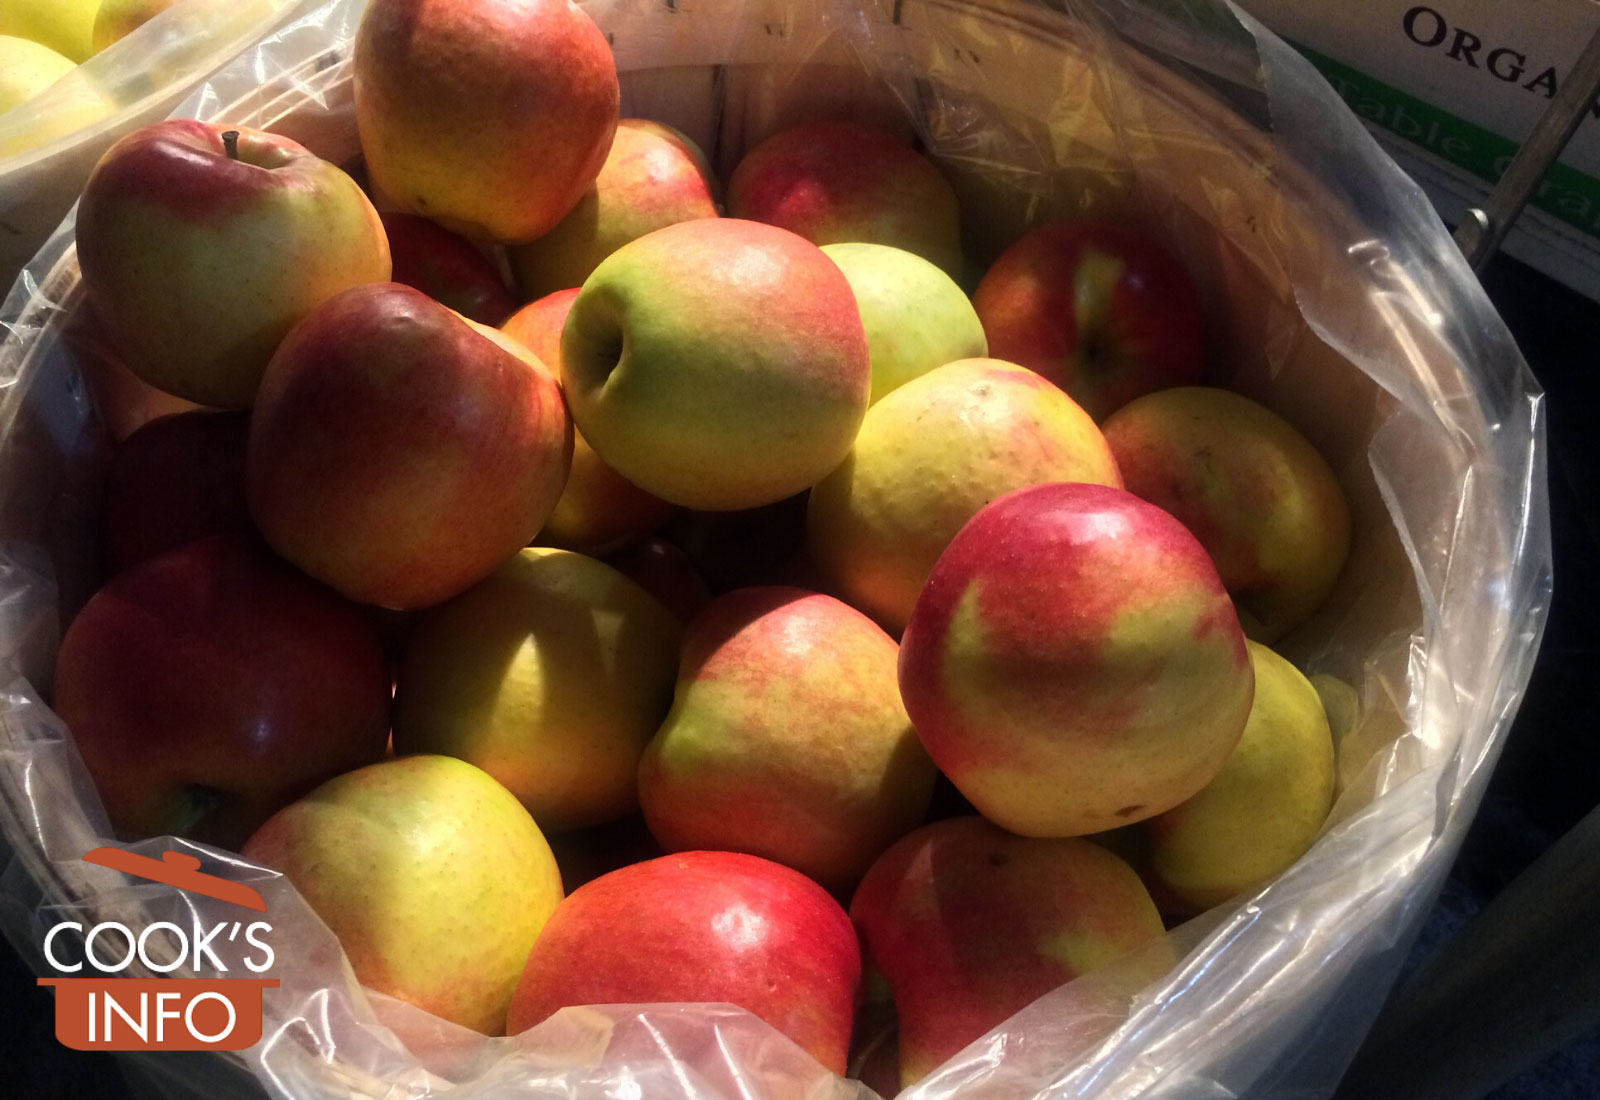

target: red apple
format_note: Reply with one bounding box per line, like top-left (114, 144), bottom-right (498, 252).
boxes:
top-left (246, 282), bottom-right (573, 610)
top-left (602, 536), bottom-right (713, 624)
top-left (75, 119), bottom-right (391, 408)
top-left (506, 850), bottom-right (861, 1074)
top-left (51, 534), bottom-right (391, 849)
top-left (354, 0), bottom-right (619, 243)
top-left (727, 120), bottom-right (963, 277)
top-left (972, 218), bottom-right (1206, 421)
top-left (99, 409), bottom-right (250, 574)
top-left (379, 211), bottom-right (517, 326)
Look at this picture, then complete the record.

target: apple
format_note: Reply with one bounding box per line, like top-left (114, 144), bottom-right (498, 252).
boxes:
top-left (0, 0), bottom-right (96, 61)
top-left (819, 242), bottom-right (987, 404)
top-left (63, 302), bottom-right (203, 443)
top-left (392, 547), bottom-right (683, 831)
top-left (506, 849), bottom-right (861, 1074)
top-left (637, 587), bottom-right (937, 890)
top-left (91, 0), bottom-right (176, 52)
top-left (50, 534), bottom-right (391, 850)
top-left (0, 35), bottom-right (74, 114)
top-left (242, 754), bottom-right (564, 1035)
top-left (509, 117), bottom-right (720, 301)
top-left (353, 0), bottom-right (619, 243)
top-left (850, 815), bottom-right (1168, 1087)
top-left (560, 218), bottom-right (870, 511)
top-left (99, 409), bottom-right (251, 574)
top-left (74, 119), bottom-right (391, 409)
top-left (726, 120), bottom-right (964, 278)
top-left (1100, 386), bottom-right (1353, 642)
top-left (246, 282), bottom-right (573, 610)
top-left (379, 211), bottom-right (518, 326)
top-left (504, 288), bottom-right (676, 554)
top-left (972, 218), bottom-right (1206, 421)
top-left (807, 358), bottom-right (1122, 635)
top-left (1138, 640), bottom-right (1336, 915)
top-left (898, 481), bottom-right (1255, 837)
top-left (602, 536), bottom-right (713, 624)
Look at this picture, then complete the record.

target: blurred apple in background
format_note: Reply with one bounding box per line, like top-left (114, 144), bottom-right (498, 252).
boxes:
top-left (0, 0), bottom-right (97, 62)
top-left (1101, 385), bottom-right (1352, 642)
top-left (75, 119), bottom-right (391, 408)
top-left (602, 536), bottom-right (713, 624)
top-left (560, 218), bottom-right (869, 511)
top-left (973, 218), bottom-right (1206, 421)
top-left (1138, 639), bottom-right (1336, 915)
top-left (507, 849), bottom-right (861, 1074)
top-left (354, 0), bottom-right (618, 242)
top-left (99, 408), bottom-right (250, 574)
top-left (244, 754), bottom-right (564, 1036)
top-left (91, 0), bottom-right (177, 52)
top-left (899, 481), bottom-right (1254, 837)
top-left (851, 815), bottom-right (1168, 1088)
top-left (0, 35), bottom-right (76, 115)
top-left (820, 242), bottom-right (987, 404)
top-left (379, 211), bottom-right (517, 326)
top-left (807, 358), bottom-right (1122, 634)
top-left (247, 282), bottom-right (572, 610)
top-left (510, 117), bottom-right (719, 301)
top-left (638, 587), bottom-right (937, 890)
top-left (393, 547), bottom-right (682, 832)
top-left (51, 534), bottom-right (392, 850)
top-left (504, 287), bottom-right (676, 554)
top-left (728, 120), bottom-right (964, 278)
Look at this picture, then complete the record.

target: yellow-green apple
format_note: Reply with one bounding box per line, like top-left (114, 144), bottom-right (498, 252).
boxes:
top-left (807, 358), bottom-right (1121, 635)
top-left (74, 120), bottom-right (391, 409)
top-left (1100, 386), bottom-right (1352, 642)
top-left (353, 0), bottom-right (618, 243)
top-left (51, 534), bottom-right (391, 850)
top-left (242, 754), bottom-right (563, 1035)
top-left (972, 218), bottom-right (1206, 421)
top-left (0, 0), bottom-right (96, 61)
top-left (392, 547), bottom-right (682, 831)
top-left (0, 34), bottom-right (73, 113)
top-left (1138, 640), bottom-right (1336, 915)
top-left (603, 536), bottom-right (713, 624)
top-left (506, 849), bottom-right (860, 1074)
top-left (99, 409), bottom-right (250, 574)
top-left (91, 0), bottom-right (176, 52)
top-left (850, 815), bottom-right (1168, 1087)
top-left (727, 120), bottom-right (963, 278)
top-left (898, 481), bottom-right (1254, 836)
top-left (510, 118), bottom-right (719, 301)
top-left (662, 491), bottom-right (811, 594)
top-left (379, 211), bottom-right (517, 326)
top-left (637, 587), bottom-right (936, 890)
top-left (504, 288), bottom-right (675, 554)
top-left (560, 218), bottom-right (870, 511)
top-left (819, 242), bottom-right (987, 404)
top-left (246, 282), bottom-right (573, 610)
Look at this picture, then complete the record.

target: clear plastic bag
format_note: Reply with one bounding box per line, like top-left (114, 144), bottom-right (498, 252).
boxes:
top-left (0, 0), bottom-right (1551, 1097)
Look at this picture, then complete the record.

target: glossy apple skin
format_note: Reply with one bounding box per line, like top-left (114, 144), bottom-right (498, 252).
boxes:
top-left (898, 482), bottom-right (1254, 837)
top-left (246, 282), bottom-right (573, 610)
top-left (972, 219), bottom-right (1206, 421)
top-left (505, 288), bottom-right (675, 554)
top-left (638, 587), bottom-right (937, 890)
top-left (354, 0), bottom-right (619, 243)
top-left (51, 534), bottom-right (392, 850)
top-left (506, 850), bottom-right (861, 1075)
top-left (99, 409), bottom-right (251, 574)
top-left (379, 211), bottom-right (517, 326)
top-left (75, 119), bottom-right (391, 409)
top-left (510, 118), bottom-right (720, 301)
top-left (1101, 386), bottom-right (1352, 642)
top-left (560, 218), bottom-right (870, 512)
top-left (850, 815), bottom-right (1168, 1087)
top-left (243, 754), bottom-right (564, 1036)
top-left (727, 120), bottom-right (963, 278)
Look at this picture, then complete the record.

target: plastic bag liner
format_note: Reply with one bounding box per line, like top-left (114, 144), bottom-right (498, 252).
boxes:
top-left (0, 0), bottom-right (1551, 1096)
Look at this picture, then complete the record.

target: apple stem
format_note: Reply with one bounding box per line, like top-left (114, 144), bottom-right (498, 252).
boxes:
top-left (221, 130), bottom-right (240, 161)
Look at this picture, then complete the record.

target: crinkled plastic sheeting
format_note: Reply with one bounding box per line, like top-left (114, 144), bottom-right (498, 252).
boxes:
top-left (0, 0), bottom-right (1550, 1097)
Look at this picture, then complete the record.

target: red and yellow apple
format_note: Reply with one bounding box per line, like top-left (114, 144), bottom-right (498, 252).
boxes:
top-left (379, 211), bottom-right (517, 326)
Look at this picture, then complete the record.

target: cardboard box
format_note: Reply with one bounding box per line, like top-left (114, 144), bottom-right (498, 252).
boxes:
top-left (1236, 0), bottom-right (1600, 298)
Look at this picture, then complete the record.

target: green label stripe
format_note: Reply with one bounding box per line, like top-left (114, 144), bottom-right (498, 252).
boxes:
top-left (1290, 41), bottom-right (1600, 239)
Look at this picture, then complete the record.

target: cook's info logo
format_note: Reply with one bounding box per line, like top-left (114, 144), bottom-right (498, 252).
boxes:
top-left (37, 848), bottom-right (278, 1051)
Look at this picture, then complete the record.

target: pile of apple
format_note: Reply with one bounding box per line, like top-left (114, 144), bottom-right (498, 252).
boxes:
top-left (45, 0), bottom-right (1356, 1090)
